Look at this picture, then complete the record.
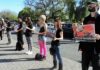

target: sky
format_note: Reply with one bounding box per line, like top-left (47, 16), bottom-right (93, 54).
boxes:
top-left (0, 0), bottom-right (100, 14)
top-left (0, 0), bottom-right (24, 14)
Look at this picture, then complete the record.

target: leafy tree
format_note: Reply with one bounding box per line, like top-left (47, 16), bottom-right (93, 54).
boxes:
top-left (0, 10), bottom-right (17, 21)
top-left (18, 7), bottom-right (34, 21)
top-left (24, 0), bottom-right (66, 20)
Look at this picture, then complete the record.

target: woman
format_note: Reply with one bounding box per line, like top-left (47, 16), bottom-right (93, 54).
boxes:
top-left (16, 18), bottom-right (24, 51)
top-left (37, 15), bottom-right (47, 59)
top-left (25, 17), bottom-right (33, 55)
top-left (51, 17), bottom-right (63, 70)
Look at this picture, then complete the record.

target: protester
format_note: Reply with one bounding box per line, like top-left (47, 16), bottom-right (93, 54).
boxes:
top-left (37, 15), bottom-right (48, 59)
top-left (5, 18), bottom-right (12, 44)
top-left (79, 1), bottom-right (100, 70)
top-left (1, 18), bottom-right (6, 36)
top-left (15, 18), bottom-right (24, 51)
top-left (25, 17), bottom-right (34, 55)
top-left (0, 20), bottom-right (3, 40)
top-left (50, 17), bottom-right (63, 70)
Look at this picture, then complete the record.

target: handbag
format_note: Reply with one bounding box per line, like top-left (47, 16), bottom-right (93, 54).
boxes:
top-left (49, 47), bottom-right (56, 55)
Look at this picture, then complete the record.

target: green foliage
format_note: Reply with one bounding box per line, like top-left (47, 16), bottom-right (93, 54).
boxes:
top-left (23, 0), bottom-right (98, 22)
top-left (18, 7), bottom-right (34, 21)
top-left (0, 10), bottom-right (17, 21)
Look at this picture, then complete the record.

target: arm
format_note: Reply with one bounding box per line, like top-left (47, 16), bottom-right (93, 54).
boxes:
top-left (26, 27), bottom-right (34, 31)
top-left (26, 24), bottom-right (34, 31)
top-left (17, 28), bottom-right (23, 32)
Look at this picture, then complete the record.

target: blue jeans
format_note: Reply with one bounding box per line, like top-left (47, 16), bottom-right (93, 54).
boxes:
top-left (52, 45), bottom-right (63, 65)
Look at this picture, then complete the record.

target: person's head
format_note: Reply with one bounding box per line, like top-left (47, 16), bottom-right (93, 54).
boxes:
top-left (5, 18), bottom-right (9, 23)
top-left (25, 17), bottom-right (32, 25)
top-left (38, 15), bottom-right (46, 25)
top-left (18, 18), bottom-right (23, 23)
top-left (87, 1), bottom-right (99, 12)
top-left (54, 17), bottom-right (62, 29)
top-left (79, 18), bottom-right (84, 22)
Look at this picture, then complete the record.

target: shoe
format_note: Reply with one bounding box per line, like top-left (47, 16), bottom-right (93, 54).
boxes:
top-left (25, 51), bottom-right (33, 55)
top-left (51, 60), bottom-right (57, 70)
top-left (58, 63), bottom-right (63, 70)
top-left (22, 48), bottom-right (24, 50)
top-left (43, 56), bottom-right (46, 60)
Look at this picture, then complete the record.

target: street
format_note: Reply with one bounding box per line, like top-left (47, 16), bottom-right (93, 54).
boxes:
top-left (0, 34), bottom-right (92, 70)
top-left (11, 34), bottom-right (81, 63)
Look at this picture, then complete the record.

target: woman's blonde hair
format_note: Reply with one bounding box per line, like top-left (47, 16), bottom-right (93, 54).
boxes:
top-left (40, 15), bottom-right (46, 21)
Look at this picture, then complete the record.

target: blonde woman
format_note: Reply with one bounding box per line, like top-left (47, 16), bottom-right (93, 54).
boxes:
top-left (37, 15), bottom-right (47, 59)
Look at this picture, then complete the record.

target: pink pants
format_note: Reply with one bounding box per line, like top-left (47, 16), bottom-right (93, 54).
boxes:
top-left (38, 40), bottom-right (47, 57)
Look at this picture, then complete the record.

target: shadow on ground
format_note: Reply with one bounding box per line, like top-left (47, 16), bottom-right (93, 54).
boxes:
top-left (0, 52), bottom-right (25, 56)
top-left (0, 58), bottom-right (35, 63)
top-left (0, 42), bottom-right (12, 45)
top-left (29, 68), bottom-right (52, 70)
top-left (0, 46), bottom-right (14, 48)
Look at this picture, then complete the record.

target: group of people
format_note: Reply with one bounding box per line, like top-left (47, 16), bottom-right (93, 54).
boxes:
top-left (0, 18), bottom-right (12, 44)
top-left (0, 15), bottom-right (63, 70)
top-left (1, 1), bottom-right (100, 70)
top-left (16, 15), bottom-right (63, 70)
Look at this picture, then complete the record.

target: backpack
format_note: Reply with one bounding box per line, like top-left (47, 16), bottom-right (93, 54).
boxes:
top-left (35, 53), bottom-right (43, 61)
top-left (49, 47), bottom-right (56, 55)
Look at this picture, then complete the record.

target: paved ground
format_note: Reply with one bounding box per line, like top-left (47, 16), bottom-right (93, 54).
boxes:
top-left (0, 35), bottom-right (92, 70)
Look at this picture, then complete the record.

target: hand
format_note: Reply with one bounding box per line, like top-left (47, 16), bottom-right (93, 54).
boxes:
top-left (26, 27), bottom-right (29, 29)
top-left (16, 30), bottom-right (18, 32)
top-left (53, 37), bottom-right (57, 41)
top-left (95, 34), bottom-right (100, 40)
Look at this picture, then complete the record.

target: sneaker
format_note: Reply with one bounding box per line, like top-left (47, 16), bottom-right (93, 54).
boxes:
top-left (25, 51), bottom-right (33, 55)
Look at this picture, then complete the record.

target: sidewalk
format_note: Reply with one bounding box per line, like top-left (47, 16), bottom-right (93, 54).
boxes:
top-left (0, 35), bottom-right (92, 70)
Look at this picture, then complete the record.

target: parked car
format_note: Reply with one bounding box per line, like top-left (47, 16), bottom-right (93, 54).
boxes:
top-left (62, 23), bottom-right (74, 39)
top-left (47, 22), bottom-right (54, 29)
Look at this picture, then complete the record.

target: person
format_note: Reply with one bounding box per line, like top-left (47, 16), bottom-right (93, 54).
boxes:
top-left (1, 18), bottom-right (6, 36)
top-left (5, 18), bottom-right (12, 44)
top-left (0, 20), bottom-right (3, 40)
top-left (79, 18), bottom-right (84, 25)
top-left (51, 17), bottom-right (63, 70)
top-left (37, 15), bottom-right (48, 59)
top-left (79, 1), bottom-right (100, 70)
top-left (15, 18), bottom-right (24, 51)
top-left (25, 17), bottom-right (34, 55)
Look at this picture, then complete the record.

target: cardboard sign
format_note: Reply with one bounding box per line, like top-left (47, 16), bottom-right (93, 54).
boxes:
top-left (72, 24), bottom-right (96, 42)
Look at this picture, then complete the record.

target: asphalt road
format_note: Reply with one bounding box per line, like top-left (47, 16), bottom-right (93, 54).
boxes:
top-left (11, 34), bottom-right (81, 63)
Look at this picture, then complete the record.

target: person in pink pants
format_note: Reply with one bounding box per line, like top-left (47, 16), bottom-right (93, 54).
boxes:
top-left (37, 15), bottom-right (47, 59)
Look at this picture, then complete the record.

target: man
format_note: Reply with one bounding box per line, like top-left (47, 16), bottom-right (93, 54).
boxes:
top-left (79, 1), bottom-right (100, 70)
